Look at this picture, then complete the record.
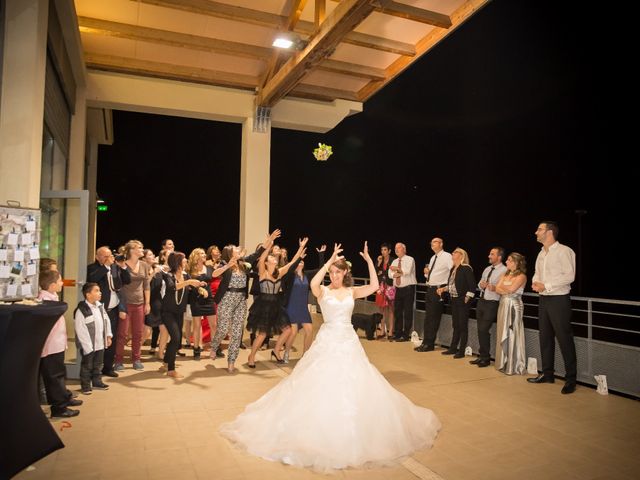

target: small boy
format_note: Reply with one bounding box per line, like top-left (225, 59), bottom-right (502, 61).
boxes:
top-left (74, 282), bottom-right (113, 395)
top-left (38, 269), bottom-right (82, 418)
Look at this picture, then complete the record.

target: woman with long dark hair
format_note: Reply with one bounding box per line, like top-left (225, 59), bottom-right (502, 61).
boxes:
top-left (210, 230), bottom-right (280, 373)
top-left (160, 252), bottom-right (206, 378)
top-left (245, 237), bottom-right (308, 367)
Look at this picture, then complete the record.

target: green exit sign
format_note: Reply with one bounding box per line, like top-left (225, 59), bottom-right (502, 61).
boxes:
top-left (97, 205), bottom-right (108, 212)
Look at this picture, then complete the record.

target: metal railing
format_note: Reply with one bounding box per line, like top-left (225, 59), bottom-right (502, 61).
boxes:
top-left (350, 277), bottom-right (640, 397)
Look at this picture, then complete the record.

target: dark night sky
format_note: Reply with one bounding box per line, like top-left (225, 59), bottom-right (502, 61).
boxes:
top-left (97, 0), bottom-right (637, 301)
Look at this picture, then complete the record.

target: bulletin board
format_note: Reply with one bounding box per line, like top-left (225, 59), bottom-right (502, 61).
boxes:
top-left (0, 205), bottom-right (41, 301)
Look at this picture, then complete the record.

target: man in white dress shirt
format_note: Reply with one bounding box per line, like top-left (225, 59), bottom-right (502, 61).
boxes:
top-left (415, 238), bottom-right (453, 352)
top-left (528, 221), bottom-right (577, 394)
top-left (388, 243), bottom-right (416, 341)
top-left (470, 247), bottom-right (507, 367)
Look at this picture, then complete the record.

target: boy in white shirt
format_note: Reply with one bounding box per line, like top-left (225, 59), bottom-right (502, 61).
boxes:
top-left (74, 282), bottom-right (113, 395)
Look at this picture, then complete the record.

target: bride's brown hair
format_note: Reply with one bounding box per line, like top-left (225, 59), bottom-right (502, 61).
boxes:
top-left (331, 259), bottom-right (353, 287)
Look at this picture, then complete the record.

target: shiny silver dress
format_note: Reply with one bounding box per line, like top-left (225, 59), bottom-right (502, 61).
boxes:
top-left (495, 284), bottom-right (526, 375)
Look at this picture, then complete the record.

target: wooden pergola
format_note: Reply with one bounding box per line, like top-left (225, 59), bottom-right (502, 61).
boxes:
top-left (76, 0), bottom-right (489, 109)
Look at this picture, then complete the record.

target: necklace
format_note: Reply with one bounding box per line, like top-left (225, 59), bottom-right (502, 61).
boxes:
top-left (174, 272), bottom-right (185, 305)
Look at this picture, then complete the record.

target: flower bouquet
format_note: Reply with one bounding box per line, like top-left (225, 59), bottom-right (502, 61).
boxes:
top-left (313, 143), bottom-right (333, 161)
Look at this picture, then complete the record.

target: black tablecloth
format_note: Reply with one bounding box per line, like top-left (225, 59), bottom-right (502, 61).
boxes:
top-left (0, 302), bottom-right (67, 479)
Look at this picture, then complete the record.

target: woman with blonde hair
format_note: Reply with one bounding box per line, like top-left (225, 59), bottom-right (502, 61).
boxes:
top-left (495, 252), bottom-right (527, 375)
top-left (437, 247), bottom-right (476, 358)
top-left (115, 240), bottom-right (151, 371)
top-left (186, 248), bottom-right (214, 360)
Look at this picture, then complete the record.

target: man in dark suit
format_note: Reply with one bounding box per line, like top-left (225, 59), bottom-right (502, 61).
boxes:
top-left (87, 246), bottom-right (131, 377)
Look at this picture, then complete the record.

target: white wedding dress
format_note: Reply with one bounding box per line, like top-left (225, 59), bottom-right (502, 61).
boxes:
top-left (219, 286), bottom-right (441, 471)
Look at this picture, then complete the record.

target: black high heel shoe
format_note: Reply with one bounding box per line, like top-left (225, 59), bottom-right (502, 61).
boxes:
top-left (271, 351), bottom-right (285, 364)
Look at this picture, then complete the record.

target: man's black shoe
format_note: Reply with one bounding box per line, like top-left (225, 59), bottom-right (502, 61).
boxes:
top-left (103, 370), bottom-right (119, 378)
top-left (92, 382), bottom-right (110, 390)
top-left (414, 345), bottom-right (434, 352)
top-left (527, 374), bottom-right (555, 384)
top-left (561, 382), bottom-right (576, 394)
top-left (67, 398), bottom-right (83, 407)
top-left (453, 352), bottom-right (465, 359)
top-left (441, 350), bottom-right (456, 355)
top-left (477, 360), bottom-right (490, 368)
top-left (51, 408), bottom-right (80, 418)
top-left (396, 337), bottom-right (409, 342)
top-left (469, 358), bottom-right (482, 365)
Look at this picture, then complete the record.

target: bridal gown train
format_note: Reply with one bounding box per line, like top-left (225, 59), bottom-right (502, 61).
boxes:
top-left (219, 286), bottom-right (441, 471)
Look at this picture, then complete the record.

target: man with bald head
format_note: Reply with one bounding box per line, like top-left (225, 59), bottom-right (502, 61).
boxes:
top-left (87, 246), bottom-right (131, 377)
top-left (388, 243), bottom-right (416, 341)
top-left (415, 237), bottom-right (453, 352)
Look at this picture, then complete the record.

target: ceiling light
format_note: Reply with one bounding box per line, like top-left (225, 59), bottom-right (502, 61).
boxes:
top-left (272, 35), bottom-right (295, 49)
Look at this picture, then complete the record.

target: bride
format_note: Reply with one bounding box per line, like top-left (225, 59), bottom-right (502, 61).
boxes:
top-left (220, 242), bottom-right (441, 471)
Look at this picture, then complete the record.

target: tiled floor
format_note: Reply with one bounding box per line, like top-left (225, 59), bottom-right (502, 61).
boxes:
top-left (17, 314), bottom-right (640, 480)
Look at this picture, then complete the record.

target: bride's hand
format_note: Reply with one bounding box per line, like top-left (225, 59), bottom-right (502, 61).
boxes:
top-left (329, 243), bottom-right (344, 263)
top-left (299, 237), bottom-right (309, 248)
top-left (359, 241), bottom-right (372, 263)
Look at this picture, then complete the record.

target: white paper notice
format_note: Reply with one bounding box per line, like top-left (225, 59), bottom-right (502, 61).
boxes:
top-left (26, 220), bottom-right (36, 232)
top-left (27, 263), bottom-right (37, 276)
top-left (21, 283), bottom-right (33, 297)
top-left (6, 283), bottom-right (18, 297)
top-left (0, 249), bottom-right (7, 261)
top-left (29, 247), bottom-right (40, 260)
top-left (0, 265), bottom-right (10, 278)
top-left (14, 250), bottom-right (24, 262)
top-left (6, 233), bottom-right (18, 246)
top-left (21, 233), bottom-right (33, 245)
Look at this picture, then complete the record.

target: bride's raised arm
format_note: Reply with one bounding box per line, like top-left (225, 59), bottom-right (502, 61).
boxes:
top-left (310, 243), bottom-right (343, 300)
top-left (353, 241), bottom-right (379, 299)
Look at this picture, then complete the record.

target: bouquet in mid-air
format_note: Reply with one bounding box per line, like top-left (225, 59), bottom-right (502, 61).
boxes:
top-left (313, 143), bottom-right (333, 161)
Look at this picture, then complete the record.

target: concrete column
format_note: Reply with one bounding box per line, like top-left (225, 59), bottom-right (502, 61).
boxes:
top-left (85, 137), bottom-right (99, 260)
top-left (239, 117), bottom-right (270, 251)
top-left (0, 0), bottom-right (49, 207)
top-left (67, 87), bottom-right (86, 190)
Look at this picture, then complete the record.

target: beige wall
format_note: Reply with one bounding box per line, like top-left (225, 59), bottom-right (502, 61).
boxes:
top-left (0, 0), bottom-right (49, 207)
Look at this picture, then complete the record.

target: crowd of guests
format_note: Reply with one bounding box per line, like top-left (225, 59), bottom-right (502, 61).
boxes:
top-left (377, 220), bottom-right (577, 394)
top-left (36, 219), bottom-right (578, 420)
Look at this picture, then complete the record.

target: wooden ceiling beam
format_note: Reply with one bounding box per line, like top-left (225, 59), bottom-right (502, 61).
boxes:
top-left (319, 59), bottom-right (385, 80)
top-left (256, 0), bottom-right (378, 107)
top-left (132, 0), bottom-right (415, 56)
top-left (315, 0), bottom-right (326, 28)
top-left (78, 16), bottom-right (272, 59)
top-left (84, 52), bottom-right (259, 90)
top-left (79, 17), bottom-right (383, 82)
top-left (331, 0), bottom-right (452, 28)
top-left (357, 0), bottom-right (488, 101)
top-left (290, 83), bottom-right (359, 102)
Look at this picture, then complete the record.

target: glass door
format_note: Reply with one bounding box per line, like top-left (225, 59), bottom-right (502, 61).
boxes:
top-left (40, 190), bottom-right (89, 378)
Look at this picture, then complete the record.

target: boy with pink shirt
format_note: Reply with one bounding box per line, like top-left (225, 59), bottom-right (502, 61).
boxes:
top-left (38, 269), bottom-right (82, 418)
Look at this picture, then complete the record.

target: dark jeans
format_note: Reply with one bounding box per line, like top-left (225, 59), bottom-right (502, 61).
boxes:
top-left (151, 326), bottom-right (160, 349)
top-left (40, 352), bottom-right (72, 413)
top-left (422, 287), bottom-right (444, 347)
top-left (450, 297), bottom-right (471, 353)
top-left (80, 349), bottom-right (105, 389)
top-left (393, 285), bottom-right (415, 339)
top-left (102, 307), bottom-right (119, 373)
top-left (163, 311), bottom-right (184, 371)
top-left (476, 298), bottom-right (499, 360)
top-left (538, 295), bottom-right (577, 382)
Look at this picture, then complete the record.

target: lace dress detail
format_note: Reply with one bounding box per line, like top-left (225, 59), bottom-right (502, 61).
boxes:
top-left (246, 279), bottom-right (290, 336)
